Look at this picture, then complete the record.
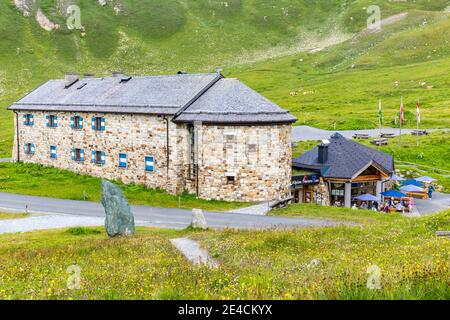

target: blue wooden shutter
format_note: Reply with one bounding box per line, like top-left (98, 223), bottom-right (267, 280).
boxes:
top-left (80, 149), bottom-right (85, 162)
top-left (101, 117), bottom-right (105, 131)
top-left (31, 144), bottom-right (35, 155)
top-left (101, 151), bottom-right (106, 165)
top-left (145, 156), bottom-right (154, 172)
top-left (70, 117), bottom-right (74, 129)
top-left (54, 116), bottom-right (58, 127)
top-left (46, 115), bottom-right (50, 127)
top-left (71, 148), bottom-right (75, 161)
top-left (92, 150), bottom-right (96, 163)
top-left (119, 153), bottom-right (127, 168)
top-left (50, 146), bottom-right (57, 159)
top-left (79, 117), bottom-right (84, 129)
top-left (30, 114), bottom-right (34, 126)
top-left (24, 144), bottom-right (28, 154)
top-left (23, 114), bottom-right (27, 126)
top-left (92, 117), bottom-right (96, 130)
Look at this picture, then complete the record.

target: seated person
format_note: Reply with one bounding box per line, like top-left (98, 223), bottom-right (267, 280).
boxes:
top-left (396, 202), bottom-right (404, 213)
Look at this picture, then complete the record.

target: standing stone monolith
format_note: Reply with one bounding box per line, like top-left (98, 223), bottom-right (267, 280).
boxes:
top-left (191, 209), bottom-right (208, 230)
top-left (101, 180), bottom-right (135, 237)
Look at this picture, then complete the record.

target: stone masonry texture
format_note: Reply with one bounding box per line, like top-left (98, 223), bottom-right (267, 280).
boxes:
top-left (12, 111), bottom-right (292, 202)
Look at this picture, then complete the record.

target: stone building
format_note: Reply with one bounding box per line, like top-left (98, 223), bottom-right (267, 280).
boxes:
top-left (8, 72), bottom-right (296, 202)
top-left (292, 133), bottom-right (394, 208)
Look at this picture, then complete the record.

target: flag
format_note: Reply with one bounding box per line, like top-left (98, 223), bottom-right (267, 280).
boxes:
top-left (378, 99), bottom-right (382, 126)
top-left (416, 100), bottom-right (421, 124)
top-left (400, 97), bottom-right (405, 125)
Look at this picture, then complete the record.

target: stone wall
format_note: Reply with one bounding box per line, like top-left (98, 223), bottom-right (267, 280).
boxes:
top-left (12, 111), bottom-right (293, 202)
top-left (193, 124), bottom-right (292, 202)
top-left (12, 111), bottom-right (186, 194)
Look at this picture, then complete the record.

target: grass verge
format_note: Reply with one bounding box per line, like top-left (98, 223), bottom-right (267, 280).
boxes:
top-left (0, 210), bottom-right (448, 299)
top-left (0, 162), bottom-right (250, 212)
top-left (0, 212), bottom-right (29, 220)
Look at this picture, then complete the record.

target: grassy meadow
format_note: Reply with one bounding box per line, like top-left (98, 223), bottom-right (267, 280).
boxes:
top-left (0, 162), bottom-right (249, 211)
top-left (0, 209), bottom-right (448, 300)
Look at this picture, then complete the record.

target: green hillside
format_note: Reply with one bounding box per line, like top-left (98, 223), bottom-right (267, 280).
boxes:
top-left (230, 10), bottom-right (450, 130)
top-left (0, 0), bottom-right (449, 157)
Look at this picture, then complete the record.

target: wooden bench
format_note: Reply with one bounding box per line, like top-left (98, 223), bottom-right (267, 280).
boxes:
top-left (353, 133), bottom-right (370, 139)
top-left (380, 133), bottom-right (395, 139)
top-left (406, 192), bottom-right (428, 199)
top-left (411, 130), bottom-right (429, 136)
top-left (371, 138), bottom-right (388, 146)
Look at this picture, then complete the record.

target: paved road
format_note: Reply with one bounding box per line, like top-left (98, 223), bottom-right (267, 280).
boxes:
top-left (0, 192), bottom-right (342, 231)
top-left (291, 126), bottom-right (447, 142)
top-left (415, 192), bottom-right (450, 215)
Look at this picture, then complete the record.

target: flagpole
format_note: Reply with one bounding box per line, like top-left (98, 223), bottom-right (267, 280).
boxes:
top-left (399, 97), bottom-right (403, 146)
top-left (416, 99), bottom-right (420, 147)
top-left (379, 98), bottom-right (382, 138)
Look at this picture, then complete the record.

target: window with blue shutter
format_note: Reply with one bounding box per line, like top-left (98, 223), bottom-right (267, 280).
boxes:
top-left (46, 115), bottom-right (57, 128)
top-left (92, 117), bottom-right (105, 131)
top-left (145, 156), bottom-right (154, 172)
top-left (50, 146), bottom-right (57, 159)
top-left (92, 150), bottom-right (106, 165)
top-left (71, 116), bottom-right (83, 130)
top-left (24, 143), bottom-right (35, 155)
top-left (119, 153), bottom-right (127, 168)
top-left (73, 148), bottom-right (84, 162)
top-left (23, 114), bottom-right (33, 126)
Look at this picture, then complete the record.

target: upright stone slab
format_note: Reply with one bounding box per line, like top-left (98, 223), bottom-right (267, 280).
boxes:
top-left (101, 180), bottom-right (135, 237)
top-left (191, 209), bottom-right (208, 230)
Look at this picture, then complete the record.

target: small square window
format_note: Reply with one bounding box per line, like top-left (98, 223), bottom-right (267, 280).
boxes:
top-left (248, 144), bottom-right (257, 152)
top-left (226, 176), bottom-right (235, 185)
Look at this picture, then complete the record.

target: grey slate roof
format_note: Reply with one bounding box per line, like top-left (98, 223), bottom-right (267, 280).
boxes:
top-left (292, 133), bottom-right (394, 179)
top-left (173, 78), bottom-right (297, 124)
top-left (8, 73), bottom-right (296, 124)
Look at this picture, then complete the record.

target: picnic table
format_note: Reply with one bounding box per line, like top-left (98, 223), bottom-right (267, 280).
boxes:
top-left (353, 133), bottom-right (370, 139)
top-left (380, 133), bottom-right (395, 139)
top-left (411, 130), bottom-right (429, 136)
top-left (371, 138), bottom-right (389, 146)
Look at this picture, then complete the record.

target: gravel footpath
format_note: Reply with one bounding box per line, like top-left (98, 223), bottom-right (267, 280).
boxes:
top-left (0, 213), bottom-right (149, 235)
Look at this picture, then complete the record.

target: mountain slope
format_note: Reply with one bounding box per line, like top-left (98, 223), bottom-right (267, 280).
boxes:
top-left (0, 0), bottom-right (449, 157)
top-left (229, 10), bottom-right (450, 130)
